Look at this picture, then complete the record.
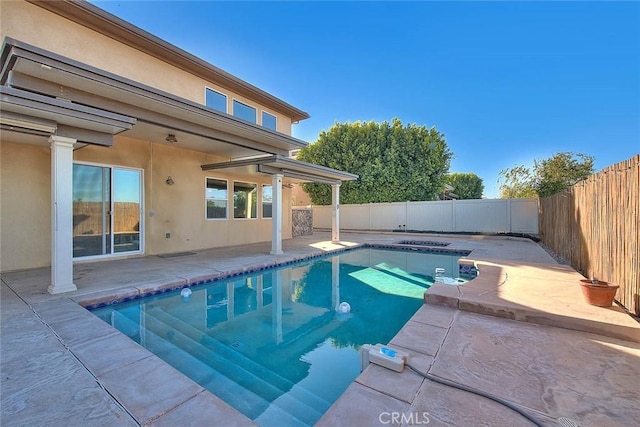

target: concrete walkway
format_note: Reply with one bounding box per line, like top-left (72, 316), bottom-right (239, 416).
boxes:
top-left (1, 232), bottom-right (639, 426)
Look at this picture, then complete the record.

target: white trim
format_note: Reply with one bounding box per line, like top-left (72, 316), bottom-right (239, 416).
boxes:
top-left (205, 176), bottom-right (229, 220)
top-left (72, 161), bottom-right (145, 260)
top-left (232, 180), bottom-right (258, 220)
top-left (204, 86), bottom-right (228, 113)
top-left (231, 98), bottom-right (257, 124)
top-left (261, 183), bottom-right (273, 219)
top-left (261, 110), bottom-right (277, 131)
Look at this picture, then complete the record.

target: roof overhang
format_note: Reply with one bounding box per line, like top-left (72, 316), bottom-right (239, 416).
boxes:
top-left (26, 0), bottom-right (310, 122)
top-left (0, 86), bottom-right (135, 145)
top-left (201, 155), bottom-right (359, 185)
top-left (0, 38), bottom-right (308, 157)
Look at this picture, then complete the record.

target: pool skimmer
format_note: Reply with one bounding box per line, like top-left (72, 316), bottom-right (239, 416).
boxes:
top-left (361, 343), bottom-right (407, 372)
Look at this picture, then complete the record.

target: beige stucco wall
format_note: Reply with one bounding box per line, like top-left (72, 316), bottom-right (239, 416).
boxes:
top-left (0, 1), bottom-right (301, 272)
top-left (0, 1), bottom-right (293, 134)
top-left (0, 141), bottom-right (52, 271)
top-left (77, 136), bottom-right (292, 255)
top-left (0, 135), bottom-right (292, 272)
top-left (291, 183), bottom-right (313, 207)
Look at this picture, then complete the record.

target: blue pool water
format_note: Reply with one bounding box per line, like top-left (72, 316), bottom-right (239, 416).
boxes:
top-left (91, 247), bottom-right (470, 426)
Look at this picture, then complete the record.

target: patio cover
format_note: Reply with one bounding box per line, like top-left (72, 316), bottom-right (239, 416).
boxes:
top-left (201, 154), bottom-right (358, 185)
top-left (203, 154), bottom-right (359, 255)
top-left (0, 37), bottom-right (357, 294)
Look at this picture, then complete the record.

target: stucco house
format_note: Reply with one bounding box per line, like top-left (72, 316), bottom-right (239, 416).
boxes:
top-left (0, 0), bottom-right (357, 294)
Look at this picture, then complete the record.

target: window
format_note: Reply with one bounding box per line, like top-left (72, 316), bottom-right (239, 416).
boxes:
top-left (205, 88), bottom-right (227, 113)
top-left (233, 181), bottom-right (257, 219)
top-left (206, 178), bottom-right (228, 219)
top-left (73, 163), bottom-right (142, 258)
top-left (262, 111), bottom-right (277, 131)
top-left (262, 184), bottom-right (272, 218)
top-left (233, 100), bottom-right (256, 123)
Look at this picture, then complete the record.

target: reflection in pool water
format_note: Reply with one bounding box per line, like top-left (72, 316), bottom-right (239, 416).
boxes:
top-left (91, 248), bottom-right (469, 426)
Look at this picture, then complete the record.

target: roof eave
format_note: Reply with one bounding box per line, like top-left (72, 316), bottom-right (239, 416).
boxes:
top-left (0, 38), bottom-right (307, 154)
top-left (26, 0), bottom-right (310, 122)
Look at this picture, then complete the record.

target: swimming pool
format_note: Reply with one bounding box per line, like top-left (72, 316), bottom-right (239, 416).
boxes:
top-left (91, 247), bottom-right (472, 426)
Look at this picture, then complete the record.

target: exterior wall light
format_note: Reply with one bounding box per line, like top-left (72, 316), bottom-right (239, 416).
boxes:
top-left (165, 134), bottom-right (178, 143)
top-left (166, 176), bottom-right (175, 185)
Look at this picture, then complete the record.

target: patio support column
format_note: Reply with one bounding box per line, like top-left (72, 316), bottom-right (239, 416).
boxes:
top-left (270, 173), bottom-right (283, 255)
top-left (48, 135), bottom-right (78, 294)
top-left (331, 183), bottom-right (340, 243)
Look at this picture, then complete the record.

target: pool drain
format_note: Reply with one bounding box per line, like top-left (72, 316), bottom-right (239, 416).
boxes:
top-left (557, 417), bottom-right (579, 427)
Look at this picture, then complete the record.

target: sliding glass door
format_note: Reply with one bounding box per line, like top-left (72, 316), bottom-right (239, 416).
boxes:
top-left (73, 163), bottom-right (142, 258)
top-left (113, 168), bottom-right (142, 253)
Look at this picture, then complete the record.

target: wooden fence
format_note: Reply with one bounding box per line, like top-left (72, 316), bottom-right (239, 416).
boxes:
top-left (73, 202), bottom-right (140, 235)
top-left (539, 155), bottom-right (640, 316)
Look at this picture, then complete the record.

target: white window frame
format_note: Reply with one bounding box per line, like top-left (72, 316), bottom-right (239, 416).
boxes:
top-left (72, 161), bottom-right (144, 260)
top-left (261, 184), bottom-right (273, 219)
top-left (233, 180), bottom-right (258, 220)
top-left (205, 177), bottom-right (229, 220)
top-left (261, 111), bottom-right (277, 131)
top-left (232, 99), bottom-right (257, 124)
top-left (205, 87), bottom-right (228, 113)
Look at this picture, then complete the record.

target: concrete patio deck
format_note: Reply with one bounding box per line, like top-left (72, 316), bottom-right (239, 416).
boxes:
top-left (1, 232), bottom-right (639, 426)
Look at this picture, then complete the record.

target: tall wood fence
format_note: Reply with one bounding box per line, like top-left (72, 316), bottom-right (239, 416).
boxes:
top-left (539, 155), bottom-right (640, 316)
top-left (73, 202), bottom-right (140, 235)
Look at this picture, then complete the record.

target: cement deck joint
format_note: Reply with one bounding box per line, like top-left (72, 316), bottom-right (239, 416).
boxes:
top-left (2, 232), bottom-right (639, 426)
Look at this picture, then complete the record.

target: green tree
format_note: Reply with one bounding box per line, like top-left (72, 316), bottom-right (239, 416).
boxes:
top-left (297, 119), bottom-right (452, 205)
top-left (498, 152), bottom-right (594, 198)
top-left (498, 165), bottom-right (537, 198)
top-left (534, 152), bottom-right (594, 197)
top-left (444, 173), bottom-right (484, 199)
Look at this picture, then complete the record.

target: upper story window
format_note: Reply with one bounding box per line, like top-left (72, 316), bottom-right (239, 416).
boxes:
top-left (206, 178), bottom-right (228, 219)
top-left (205, 88), bottom-right (227, 113)
top-left (261, 111), bottom-right (277, 131)
top-left (233, 100), bottom-right (257, 123)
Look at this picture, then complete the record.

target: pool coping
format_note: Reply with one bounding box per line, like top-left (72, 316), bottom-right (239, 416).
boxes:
top-left (75, 242), bottom-right (471, 310)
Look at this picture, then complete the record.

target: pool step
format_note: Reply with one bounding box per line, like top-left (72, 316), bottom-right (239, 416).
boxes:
top-left (145, 311), bottom-right (324, 425)
top-left (148, 305), bottom-right (332, 414)
top-left (110, 311), bottom-right (272, 420)
top-left (125, 308), bottom-right (326, 425)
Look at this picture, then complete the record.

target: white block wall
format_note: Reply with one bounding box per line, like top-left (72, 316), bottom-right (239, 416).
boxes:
top-left (313, 198), bottom-right (539, 234)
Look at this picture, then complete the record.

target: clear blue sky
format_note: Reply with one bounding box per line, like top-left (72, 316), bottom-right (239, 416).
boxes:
top-left (93, 1), bottom-right (639, 198)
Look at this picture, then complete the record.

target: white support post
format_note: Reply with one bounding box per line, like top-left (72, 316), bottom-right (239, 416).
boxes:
top-left (48, 136), bottom-right (78, 294)
top-left (270, 173), bottom-right (283, 255)
top-left (331, 183), bottom-right (340, 243)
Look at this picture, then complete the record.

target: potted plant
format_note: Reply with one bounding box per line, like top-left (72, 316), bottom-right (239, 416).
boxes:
top-left (580, 277), bottom-right (619, 307)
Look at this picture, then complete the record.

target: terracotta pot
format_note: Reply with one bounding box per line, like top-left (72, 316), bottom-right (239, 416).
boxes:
top-left (580, 280), bottom-right (619, 307)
